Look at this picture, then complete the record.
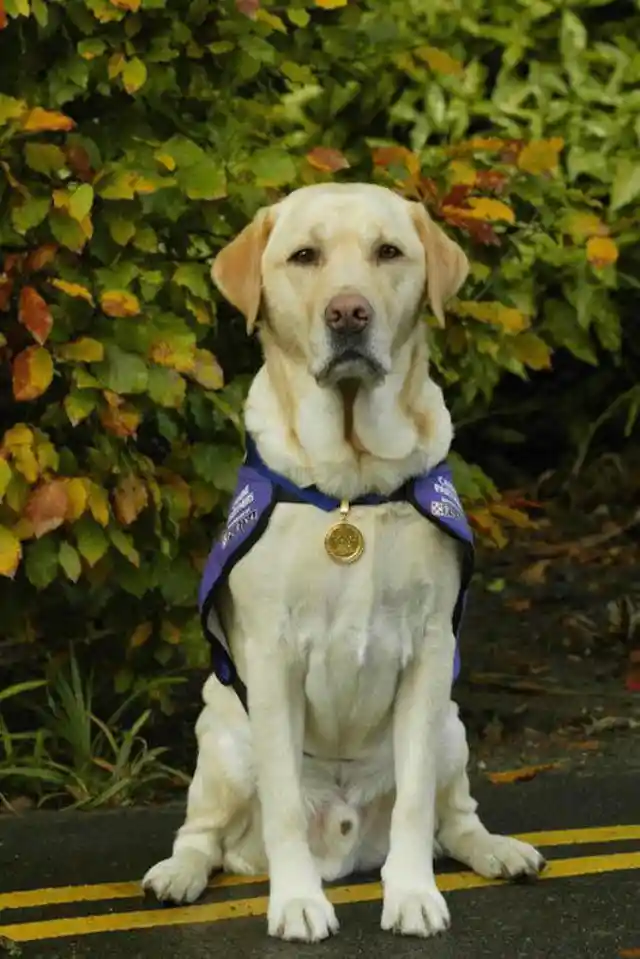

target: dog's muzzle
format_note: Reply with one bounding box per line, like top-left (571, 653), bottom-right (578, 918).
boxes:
top-left (316, 293), bottom-right (386, 386)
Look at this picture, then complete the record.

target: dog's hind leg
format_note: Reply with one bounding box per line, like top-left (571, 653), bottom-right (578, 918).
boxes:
top-left (435, 702), bottom-right (546, 881)
top-left (142, 687), bottom-right (255, 904)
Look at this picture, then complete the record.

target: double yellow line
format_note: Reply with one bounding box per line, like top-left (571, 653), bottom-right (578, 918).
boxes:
top-left (1, 825), bottom-right (639, 943)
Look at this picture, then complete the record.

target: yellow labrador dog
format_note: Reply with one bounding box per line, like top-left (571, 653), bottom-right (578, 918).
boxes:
top-left (143, 183), bottom-right (544, 941)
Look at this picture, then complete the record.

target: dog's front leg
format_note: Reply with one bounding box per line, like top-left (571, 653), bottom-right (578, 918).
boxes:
top-left (381, 623), bottom-right (453, 938)
top-left (246, 641), bottom-right (338, 942)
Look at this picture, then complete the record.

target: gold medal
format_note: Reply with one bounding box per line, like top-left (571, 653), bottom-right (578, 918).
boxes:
top-left (324, 500), bottom-right (365, 565)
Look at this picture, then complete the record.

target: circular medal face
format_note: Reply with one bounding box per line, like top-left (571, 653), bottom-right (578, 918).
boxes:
top-left (324, 520), bottom-right (365, 565)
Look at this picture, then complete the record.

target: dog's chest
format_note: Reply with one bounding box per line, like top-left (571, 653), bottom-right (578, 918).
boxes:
top-left (232, 500), bottom-right (455, 753)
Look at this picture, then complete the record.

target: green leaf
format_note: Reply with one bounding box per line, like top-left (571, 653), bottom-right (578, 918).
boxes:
top-left (0, 459), bottom-right (12, 502)
top-left (25, 143), bottom-right (66, 175)
top-left (192, 443), bottom-right (243, 492)
top-left (160, 136), bottom-right (206, 168)
top-left (49, 211), bottom-right (87, 252)
top-left (59, 542), bottom-right (82, 582)
top-left (172, 263), bottom-right (209, 299)
top-left (11, 196), bottom-right (50, 234)
top-left (64, 390), bottom-right (98, 426)
top-left (25, 536), bottom-right (59, 589)
top-left (251, 148), bottom-right (297, 187)
top-left (148, 367), bottom-right (186, 408)
top-left (109, 527), bottom-right (140, 567)
top-left (108, 216), bottom-right (136, 246)
top-left (179, 157), bottom-right (227, 200)
top-left (0, 679), bottom-right (47, 705)
top-left (288, 9), bottom-right (310, 27)
top-left (74, 517), bottom-right (108, 567)
top-left (610, 159), bottom-right (640, 212)
top-left (96, 345), bottom-right (149, 394)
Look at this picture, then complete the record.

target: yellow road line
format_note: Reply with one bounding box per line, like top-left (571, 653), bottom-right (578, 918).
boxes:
top-left (1, 823), bottom-right (639, 914)
top-left (1, 851), bottom-right (639, 943)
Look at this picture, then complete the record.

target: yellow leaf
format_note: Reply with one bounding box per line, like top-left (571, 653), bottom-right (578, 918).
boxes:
top-left (108, 53), bottom-right (125, 79)
top-left (150, 339), bottom-right (196, 373)
top-left (100, 404), bottom-right (141, 437)
top-left (57, 338), bottom-right (104, 363)
top-left (65, 477), bottom-right (89, 522)
top-left (122, 57), bottom-right (147, 94)
top-left (511, 332), bottom-right (552, 370)
top-left (190, 349), bottom-right (224, 391)
top-left (50, 278), bottom-right (94, 304)
top-left (114, 473), bottom-right (148, 525)
top-left (21, 107), bottom-right (75, 133)
top-left (0, 526), bottom-right (22, 578)
top-left (414, 46), bottom-right (464, 77)
top-left (448, 160), bottom-right (477, 186)
top-left (455, 301), bottom-right (530, 334)
top-left (468, 507), bottom-right (508, 548)
top-left (2, 425), bottom-right (40, 483)
top-left (0, 459), bottom-right (11, 502)
top-left (586, 235), bottom-right (619, 268)
top-left (35, 436), bottom-right (59, 473)
top-left (88, 483), bottom-right (110, 527)
top-left (561, 212), bottom-right (608, 243)
top-left (517, 137), bottom-right (564, 175)
top-left (465, 197), bottom-right (515, 223)
top-left (12, 346), bottom-right (54, 401)
top-left (314, 0), bottom-right (348, 6)
top-left (130, 622), bottom-right (153, 649)
top-left (489, 503), bottom-right (535, 529)
top-left (155, 152), bottom-right (176, 172)
top-left (306, 146), bottom-right (350, 173)
top-left (100, 290), bottom-right (140, 317)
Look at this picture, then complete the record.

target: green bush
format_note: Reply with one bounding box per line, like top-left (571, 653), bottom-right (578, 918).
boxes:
top-left (0, 0), bottom-right (639, 794)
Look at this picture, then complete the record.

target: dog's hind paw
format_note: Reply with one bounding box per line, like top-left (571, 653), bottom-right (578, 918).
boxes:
top-left (142, 851), bottom-right (210, 905)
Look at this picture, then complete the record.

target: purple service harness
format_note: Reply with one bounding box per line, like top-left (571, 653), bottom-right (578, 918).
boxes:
top-left (199, 436), bottom-right (474, 710)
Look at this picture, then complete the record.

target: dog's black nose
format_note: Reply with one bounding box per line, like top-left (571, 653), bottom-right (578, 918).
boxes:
top-left (324, 294), bottom-right (373, 335)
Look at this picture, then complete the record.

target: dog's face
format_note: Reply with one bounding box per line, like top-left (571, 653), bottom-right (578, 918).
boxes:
top-left (212, 183), bottom-right (468, 388)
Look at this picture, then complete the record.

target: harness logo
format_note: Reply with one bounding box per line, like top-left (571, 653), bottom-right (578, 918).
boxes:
top-left (221, 508), bottom-right (258, 549)
top-left (431, 475), bottom-right (464, 520)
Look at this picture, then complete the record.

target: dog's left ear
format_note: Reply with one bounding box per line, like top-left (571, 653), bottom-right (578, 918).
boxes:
top-left (211, 207), bottom-right (274, 334)
top-left (410, 202), bottom-right (469, 327)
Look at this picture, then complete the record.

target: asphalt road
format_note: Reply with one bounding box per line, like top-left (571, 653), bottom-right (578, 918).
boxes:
top-left (1, 767), bottom-right (639, 959)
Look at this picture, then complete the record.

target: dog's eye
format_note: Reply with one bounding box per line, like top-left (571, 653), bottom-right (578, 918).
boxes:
top-left (377, 244), bottom-right (403, 261)
top-left (289, 247), bottom-right (319, 265)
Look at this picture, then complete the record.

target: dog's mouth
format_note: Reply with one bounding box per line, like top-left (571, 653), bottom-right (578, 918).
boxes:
top-left (316, 349), bottom-right (386, 388)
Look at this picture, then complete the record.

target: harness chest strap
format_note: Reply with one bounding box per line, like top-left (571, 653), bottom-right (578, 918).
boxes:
top-left (198, 440), bottom-right (474, 713)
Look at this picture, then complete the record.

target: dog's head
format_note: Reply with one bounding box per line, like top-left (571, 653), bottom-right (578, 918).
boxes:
top-left (211, 183), bottom-right (468, 388)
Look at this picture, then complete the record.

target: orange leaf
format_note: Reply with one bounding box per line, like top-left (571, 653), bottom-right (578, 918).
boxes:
top-left (315, 0), bottom-right (348, 7)
top-left (190, 349), bottom-right (224, 390)
top-left (487, 763), bottom-right (561, 785)
top-left (372, 146), bottom-right (420, 179)
top-left (235, 0), bottom-right (260, 14)
top-left (51, 278), bottom-right (94, 304)
top-left (130, 622), bottom-right (153, 648)
top-left (100, 404), bottom-right (141, 438)
top-left (306, 146), bottom-right (350, 173)
top-left (100, 289), bottom-right (140, 317)
top-left (114, 474), bottom-right (149, 525)
top-left (24, 480), bottom-right (69, 538)
top-left (12, 346), bottom-right (54, 401)
top-left (21, 108), bottom-right (75, 133)
top-left (620, 949), bottom-right (640, 957)
top-left (454, 301), bottom-right (530, 334)
top-left (19, 286), bottom-right (53, 345)
top-left (586, 235), bottom-right (618, 269)
top-left (109, 0), bottom-right (141, 9)
top-left (26, 244), bottom-right (58, 271)
top-left (0, 0), bottom-right (7, 30)
top-left (517, 138), bottom-right (564, 175)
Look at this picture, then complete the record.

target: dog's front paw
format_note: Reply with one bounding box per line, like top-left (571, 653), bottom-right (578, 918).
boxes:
top-left (381, 883), bottom-right (450, 938)
top-left (142, 851), bottom-right (210, 905)
top-left (468, 835), bottom-right (546, 881)
top-left (268, 891), bottom-right (339, 942)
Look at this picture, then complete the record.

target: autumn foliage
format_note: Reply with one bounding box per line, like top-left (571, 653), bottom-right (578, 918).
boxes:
top-left (0, 0), bottom-right (638, 702)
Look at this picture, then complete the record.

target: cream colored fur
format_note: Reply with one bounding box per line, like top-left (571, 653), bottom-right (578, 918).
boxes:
top-left (142, 183), bottom-right (544, 941)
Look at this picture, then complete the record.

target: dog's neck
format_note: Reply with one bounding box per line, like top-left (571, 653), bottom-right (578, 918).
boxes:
top-left (244, 330), bottom-right (453, 499)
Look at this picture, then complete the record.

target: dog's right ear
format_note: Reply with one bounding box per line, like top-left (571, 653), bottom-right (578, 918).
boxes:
top-left (211, 207), bottom-right (273, 334)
